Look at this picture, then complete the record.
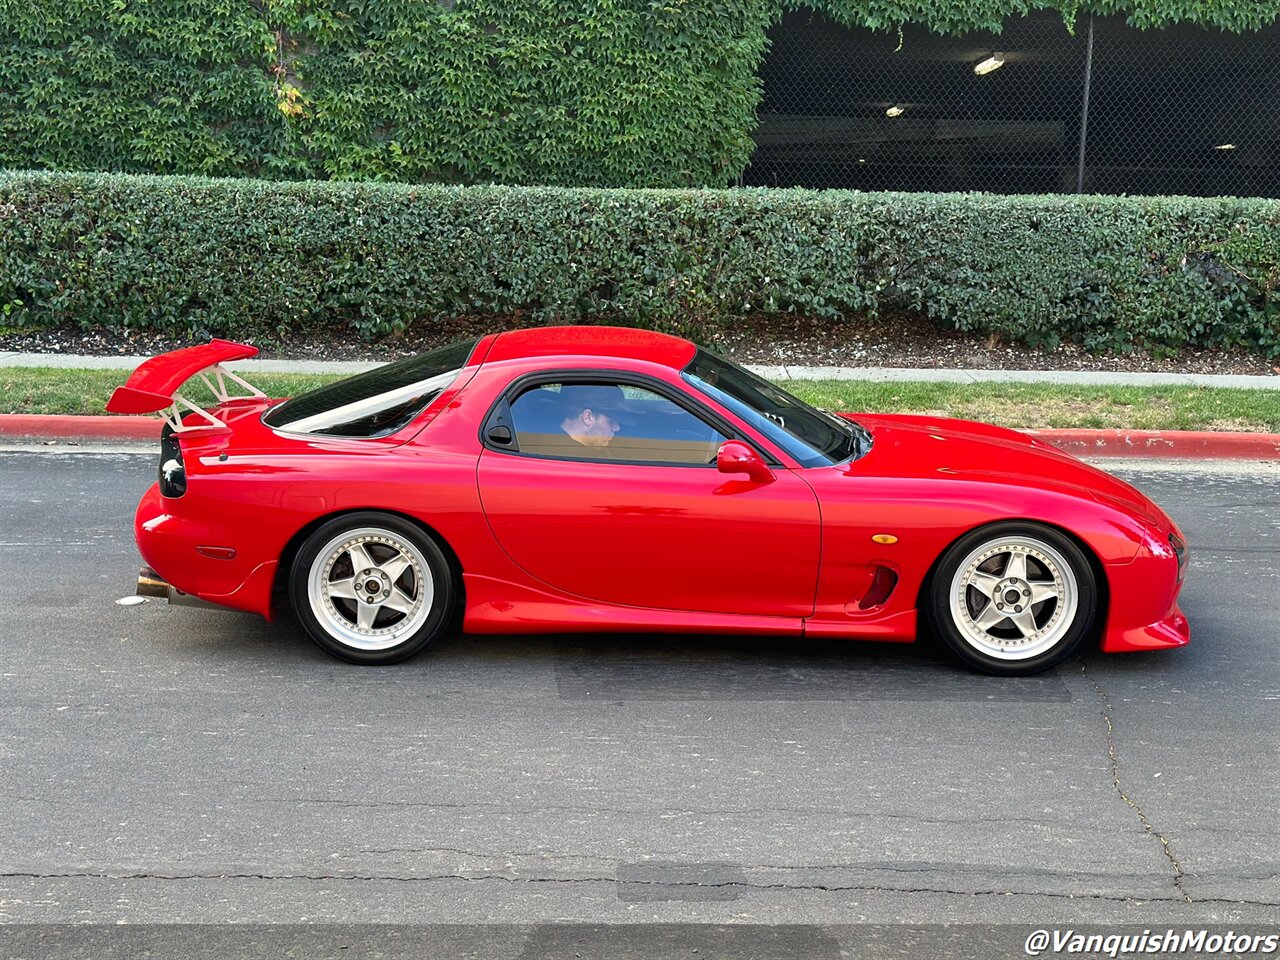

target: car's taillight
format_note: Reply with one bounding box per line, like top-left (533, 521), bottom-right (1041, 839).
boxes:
top-left (158, 423), bottom-right (187, 498)
top-left (1169, 532), bottom-right (1188, 581)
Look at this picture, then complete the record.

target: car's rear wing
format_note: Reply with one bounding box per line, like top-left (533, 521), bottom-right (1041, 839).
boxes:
top-left (106, 339), bottom-right (266, 434)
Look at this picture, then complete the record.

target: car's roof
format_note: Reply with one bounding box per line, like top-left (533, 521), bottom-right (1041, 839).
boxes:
top-left (484, 325), bottom-right (697, 369)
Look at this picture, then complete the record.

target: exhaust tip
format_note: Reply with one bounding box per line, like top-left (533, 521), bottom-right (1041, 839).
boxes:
top-left (137, 566), bottom-right (170, 600)
top-left (135, 565), bottom-right (228, 612)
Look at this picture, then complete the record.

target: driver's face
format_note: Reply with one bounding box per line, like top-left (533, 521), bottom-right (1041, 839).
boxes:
top-left (577, 408), bottom-right (621, 446)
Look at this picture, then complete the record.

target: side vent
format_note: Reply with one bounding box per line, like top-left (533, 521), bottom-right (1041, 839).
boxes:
top-left (858, 566), bottom-right (898, 610)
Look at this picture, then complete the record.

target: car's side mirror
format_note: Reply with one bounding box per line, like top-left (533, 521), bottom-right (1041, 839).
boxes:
top-left (716, 440), bottom-right (774, 484)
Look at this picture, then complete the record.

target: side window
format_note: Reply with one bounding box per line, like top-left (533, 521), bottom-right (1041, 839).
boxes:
top-left (507, 380), bottom-right (728, 465)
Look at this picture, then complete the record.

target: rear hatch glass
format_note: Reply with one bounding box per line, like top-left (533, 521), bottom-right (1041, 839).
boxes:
top-left (262, 339), bottom-right (479, 438)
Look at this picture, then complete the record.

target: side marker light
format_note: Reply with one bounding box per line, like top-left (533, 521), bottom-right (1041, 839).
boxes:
top-left (196, 545), bottom-right (237, 560)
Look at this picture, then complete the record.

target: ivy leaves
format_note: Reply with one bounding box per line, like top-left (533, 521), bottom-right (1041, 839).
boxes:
top-left (2, 0), bottom-right (1276, 184)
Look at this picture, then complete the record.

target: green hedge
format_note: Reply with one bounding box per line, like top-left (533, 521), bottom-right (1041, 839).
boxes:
top-left (2, 1), bottom-right (1277, 187)
top-left (2, 171), bottom-right (1278, 357)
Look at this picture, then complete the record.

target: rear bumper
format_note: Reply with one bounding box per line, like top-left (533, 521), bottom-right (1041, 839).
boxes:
top-left (137, 565), bottom-right (236, 611)
top-left (134, 483), bottom-right (276, 620)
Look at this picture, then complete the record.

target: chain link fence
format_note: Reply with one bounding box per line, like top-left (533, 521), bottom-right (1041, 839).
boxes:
top-left (744, 10), bottom-right (1280, 198)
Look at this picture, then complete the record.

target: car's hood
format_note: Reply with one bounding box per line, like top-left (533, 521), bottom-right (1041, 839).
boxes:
top-left (845, 413), bottom-right (1170, 530)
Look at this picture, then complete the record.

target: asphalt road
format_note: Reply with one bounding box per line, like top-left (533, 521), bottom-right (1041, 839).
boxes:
top-left (1, 450), bottom-right (1277, 957)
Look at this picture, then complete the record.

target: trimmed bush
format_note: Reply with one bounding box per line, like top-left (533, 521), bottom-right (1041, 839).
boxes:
top-left (2, 170), bottom-right (1278, 357)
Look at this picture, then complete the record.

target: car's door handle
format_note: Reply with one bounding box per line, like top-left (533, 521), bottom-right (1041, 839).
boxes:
top-left (486, 424), bottom-right (514, 445)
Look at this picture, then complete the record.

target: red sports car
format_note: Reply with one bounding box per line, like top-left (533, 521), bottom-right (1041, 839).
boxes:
top-left (110, 326), bottom-right (1189, 675)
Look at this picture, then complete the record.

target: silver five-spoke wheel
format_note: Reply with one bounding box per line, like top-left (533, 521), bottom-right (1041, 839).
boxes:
top-left (928, 523), bottom-right (1097, 675)
top-left (949, 536), bottom-right (1078, 662)
top-left (308, 528), bottom-right (433, 651)
top-left (291, 513), bottom-right (455, 664)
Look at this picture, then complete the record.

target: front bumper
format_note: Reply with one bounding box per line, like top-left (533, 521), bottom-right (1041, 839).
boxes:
top-left (1100, 531), bottom-right (1190, 653)
top-left (1102, 602), bottom-right (1191, 653)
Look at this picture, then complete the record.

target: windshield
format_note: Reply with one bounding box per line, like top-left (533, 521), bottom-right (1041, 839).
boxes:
top-left (263, 339), bottom-right (479, 437)
top-left (682, 350), bottom-right (867, 467)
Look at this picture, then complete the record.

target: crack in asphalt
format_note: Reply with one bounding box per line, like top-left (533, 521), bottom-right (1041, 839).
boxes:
top-left (338, 848), bottom-right (1142, 885)
top-left (1080, 659), bottom-right (1193, 904)
top-left (1, 869), bottom-right (1275, 909)
top-left (338, 848), bottom-right (1280, 889)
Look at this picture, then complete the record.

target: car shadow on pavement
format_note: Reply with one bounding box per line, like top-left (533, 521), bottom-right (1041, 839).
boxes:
top-left (550, 634), bottom-right (1072, 702)
top-left (145, 603), bottom-right (1075, 702)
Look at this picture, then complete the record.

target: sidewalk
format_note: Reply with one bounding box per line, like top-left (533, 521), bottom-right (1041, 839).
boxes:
top-left (1, 351), bottom-right (1279, 389)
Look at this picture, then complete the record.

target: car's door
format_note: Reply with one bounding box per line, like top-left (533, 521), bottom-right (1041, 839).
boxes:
top-left (475, 373), bottom-right (821, 618)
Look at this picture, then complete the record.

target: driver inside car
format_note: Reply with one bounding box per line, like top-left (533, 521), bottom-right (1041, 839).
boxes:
top-left (558, 384), bottom-right (628, 448)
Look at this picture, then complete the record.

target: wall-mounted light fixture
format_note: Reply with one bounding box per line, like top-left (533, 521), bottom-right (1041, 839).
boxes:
top-left (885, 105), bottom-right (905, 118)
top-left (974, 53), bottom-right (1006, 76)
top-left (1214, 143), bottom-right (1237, 151)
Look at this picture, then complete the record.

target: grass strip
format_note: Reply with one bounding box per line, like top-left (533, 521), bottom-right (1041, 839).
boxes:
top-left (786, 380), bottom-right (1280, 433)
top-left (1, 367), bottom-right (1278, 433)
top-left (0, 368), bottom-right (336, 417)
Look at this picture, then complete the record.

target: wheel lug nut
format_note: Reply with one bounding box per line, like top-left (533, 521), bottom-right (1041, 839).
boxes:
top-left (1023, 589), bottom-right (1030, 597)
top-left (997, 603), bottom-right (1004, 610)
top-left (1015, 604), bottom-right (1023, 612)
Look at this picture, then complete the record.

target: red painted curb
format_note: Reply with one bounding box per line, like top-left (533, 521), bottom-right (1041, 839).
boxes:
top-left (0, 414), bottom-right (162, 441)
top-left (1029, 428), bottom-right (1280, 459)
top-left (0, 415), bottom-right (1276, 459)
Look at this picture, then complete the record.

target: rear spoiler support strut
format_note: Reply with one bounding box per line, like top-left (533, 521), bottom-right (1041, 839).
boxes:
top-left (199, 366), bottom-right (265, 407)
top-left (164, 365), bottom-right (265, 433)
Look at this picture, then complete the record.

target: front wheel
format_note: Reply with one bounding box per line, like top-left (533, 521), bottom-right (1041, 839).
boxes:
top-left (927, 522), bottom-right (1097, 676)
top-left (289, 512), bottom-right (456, 664)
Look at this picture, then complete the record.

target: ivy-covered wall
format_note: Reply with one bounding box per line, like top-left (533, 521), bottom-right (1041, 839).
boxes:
top-left (2, 1), bottom-right (1278, 186)
top-left (0, 1), bottom-right (290, 177)
top-left (0, 0), bottom-right (769, 186)
top-left (276, 0), bottom-right (769, 186)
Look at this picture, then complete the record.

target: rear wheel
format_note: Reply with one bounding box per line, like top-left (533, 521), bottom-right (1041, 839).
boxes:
top-left (927, 522), bottom-right (1097, 676)
top-left (290, 512), bottom-right (455, 664)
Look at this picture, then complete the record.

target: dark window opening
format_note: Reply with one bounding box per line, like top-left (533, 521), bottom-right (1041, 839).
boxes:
top-left (263, 339), bottom-right (479, 438)
top-left (745, 10), bottom-right (1280, 198)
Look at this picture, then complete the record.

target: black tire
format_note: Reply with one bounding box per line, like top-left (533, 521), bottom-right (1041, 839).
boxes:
top-left (925, 521), bottom-right (1097, 676)
top-left (289, 512), bottom-right (456, 665)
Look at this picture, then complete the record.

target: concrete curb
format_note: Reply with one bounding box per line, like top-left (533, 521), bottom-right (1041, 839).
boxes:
top-left (1025, 428), bottom-right (1280, 459)
top-left (1, 414), bottom-right (1277, 459)
top-left (0, 414), bottom-right (163, 441)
